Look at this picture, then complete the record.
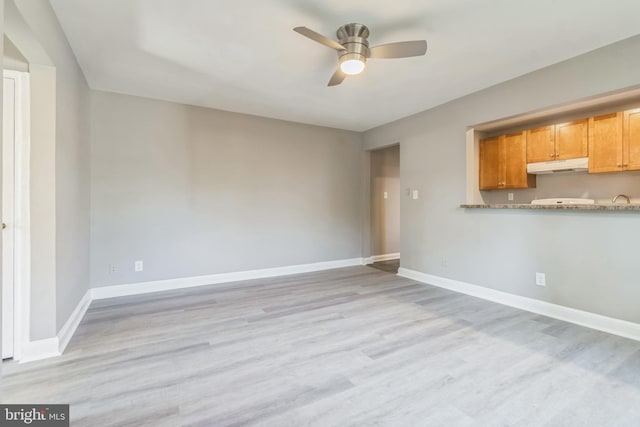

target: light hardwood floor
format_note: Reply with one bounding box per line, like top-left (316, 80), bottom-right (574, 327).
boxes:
top-left (3, 266), bottom-right (640, 426)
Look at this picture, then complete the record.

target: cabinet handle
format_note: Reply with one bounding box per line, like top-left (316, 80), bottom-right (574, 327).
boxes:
top-left (623, 163), bottom-right (629, 167)
top-left (618, 164), bottom-right (623, 168)
top-left (550, 154), bottom-right (555, 158)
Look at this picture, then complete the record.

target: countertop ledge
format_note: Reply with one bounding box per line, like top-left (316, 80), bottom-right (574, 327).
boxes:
top-left (460, 203), bottom-right (640, 211)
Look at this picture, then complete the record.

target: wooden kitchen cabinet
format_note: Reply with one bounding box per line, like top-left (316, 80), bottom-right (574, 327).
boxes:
top-left (555, 119), bottom-right (589, 160)
top-left (624, 108), bottom-right (640, 171)
top-left (504, 132), bottom-right (533, 188)
top-left (588, 112), bottom-right (623, 173)
top-left (479, 132), bottom-right (536, 190)
top-left (589, 110), bottom-right (640, 173)
top-left (479, 136), bottom-right (501, 189)
top-left (479, 107), bottom-right (638, 189)
top-left (526, 125), bottom-right (555, 163)
top-left (527, 120), bottom-right (587, 163)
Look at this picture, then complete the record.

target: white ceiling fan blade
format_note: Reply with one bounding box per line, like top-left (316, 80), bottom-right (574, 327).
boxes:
top-left (294, 26), bottom-right (346, 51)
top-left (369, 40), bottom-right (427, 59)
top-left (328, 68), bottom-right (346, 86)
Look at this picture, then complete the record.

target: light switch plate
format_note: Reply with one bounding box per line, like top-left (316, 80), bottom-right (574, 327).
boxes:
top-left (535, 272), bottom-right (546, 287)
top-left (412, 190), bottom-right (419, 200)
top-left (383, 191), bottom-right (388, 199)
top-left (135, 260), bottom-right (144, 272)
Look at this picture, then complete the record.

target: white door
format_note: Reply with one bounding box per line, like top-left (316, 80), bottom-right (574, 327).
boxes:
top-left (2, 76), bottom-right (16, 359)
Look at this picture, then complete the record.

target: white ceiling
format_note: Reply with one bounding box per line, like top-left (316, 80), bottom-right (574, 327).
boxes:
top-left (50, 0), bottom-right (640, 132)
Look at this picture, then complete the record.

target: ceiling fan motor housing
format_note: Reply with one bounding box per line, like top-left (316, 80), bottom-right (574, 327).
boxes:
top-left (337, 23), bottom-right (370, 66)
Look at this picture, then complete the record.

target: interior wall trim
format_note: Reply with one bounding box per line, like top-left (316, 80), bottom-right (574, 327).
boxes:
top-left (19, 338), bottom-right (60, 363)
top-left (91, 258), bottom-right (366, 300)
top-left (57, 289), bottom-right (92, 354)
top-left (368, 253), bottom-right (400, 263)
top-left (398, 267), bottom-right (640, 342)
top-left (19, 289), bottom-right (90, 363)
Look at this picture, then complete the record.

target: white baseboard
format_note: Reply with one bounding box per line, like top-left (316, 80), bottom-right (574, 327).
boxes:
top-left (18, 289), bottom-right (91, 363)
top-left (58, 289), bottom-right (92, 353)
top-left (92, 257), bottom-right (365, 300)
top-left (19, 338), bottom-right (60, 363)
top-left (364, 253), bottom-right (400, 264)
top-left (398, 267), bottom-right (640, 342)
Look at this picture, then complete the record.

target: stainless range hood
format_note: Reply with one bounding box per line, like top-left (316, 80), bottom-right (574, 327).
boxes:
top-left (526, 157), bottom-right (588, 174)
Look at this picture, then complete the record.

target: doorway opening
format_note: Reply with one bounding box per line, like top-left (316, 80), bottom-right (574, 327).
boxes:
top-left (2, 69), bottom-right (31, 361)
top-left (368, 144), bottom-right (400, 274)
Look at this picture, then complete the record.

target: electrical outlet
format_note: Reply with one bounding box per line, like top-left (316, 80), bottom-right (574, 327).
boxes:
top-left (383, 191), bottom-right (388, 199)
top-left (508, 192), bottom-right (514, 201)
top-left (412, 190), bottom-right (419, 200)
top-left (535, 272), bottom-right (546, 287)
top-left (135, 260), bottom-right (143, 272)
top-left (109, 264), bottom-right (117, 274)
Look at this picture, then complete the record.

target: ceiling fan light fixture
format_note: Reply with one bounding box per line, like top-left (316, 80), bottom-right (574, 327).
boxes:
top-left (293, 23), bottom-right (427, 86)
top-left (339, 53), bottom-right (366, 75)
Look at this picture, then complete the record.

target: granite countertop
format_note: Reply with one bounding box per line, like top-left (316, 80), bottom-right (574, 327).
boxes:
top-left (460, 203), bottom-right (640, 211)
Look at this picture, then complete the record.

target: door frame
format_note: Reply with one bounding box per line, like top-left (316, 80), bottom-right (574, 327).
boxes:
top-left (3, 69), bottom-right (31, 361)
top-left (2, 73), bottom-right (16, 359)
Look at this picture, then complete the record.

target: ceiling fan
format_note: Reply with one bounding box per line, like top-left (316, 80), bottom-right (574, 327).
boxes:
top-left (293, 23), bottom-right (427, 86)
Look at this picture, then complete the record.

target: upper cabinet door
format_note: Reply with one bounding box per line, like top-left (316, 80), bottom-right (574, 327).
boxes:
top-left (479, 134), bottom-right (536, 190)
top-left (624, 108), bottom-right (640, 171)
top-left (526, 125), bottom-right (555, 163)
top-left (555, 119), bottom-right (588, 160)
top-left (503, 131), bottom-right (530, 188)
top-left (588, 112), bottom-right (623, 173)
top-left (479, 136), bottom-right (502, 190)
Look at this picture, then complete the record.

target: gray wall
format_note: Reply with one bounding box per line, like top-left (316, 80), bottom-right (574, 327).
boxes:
top-left (28, 63), bottom-right (57, 340)
top-left (90, 91), bottom-right (363, 287)
top-left (7, 0), bottom-right (91, 338)
top-left (370, 145), bottom-right (400, 256)
top-left (364, 34), bottom-right (640, 323)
